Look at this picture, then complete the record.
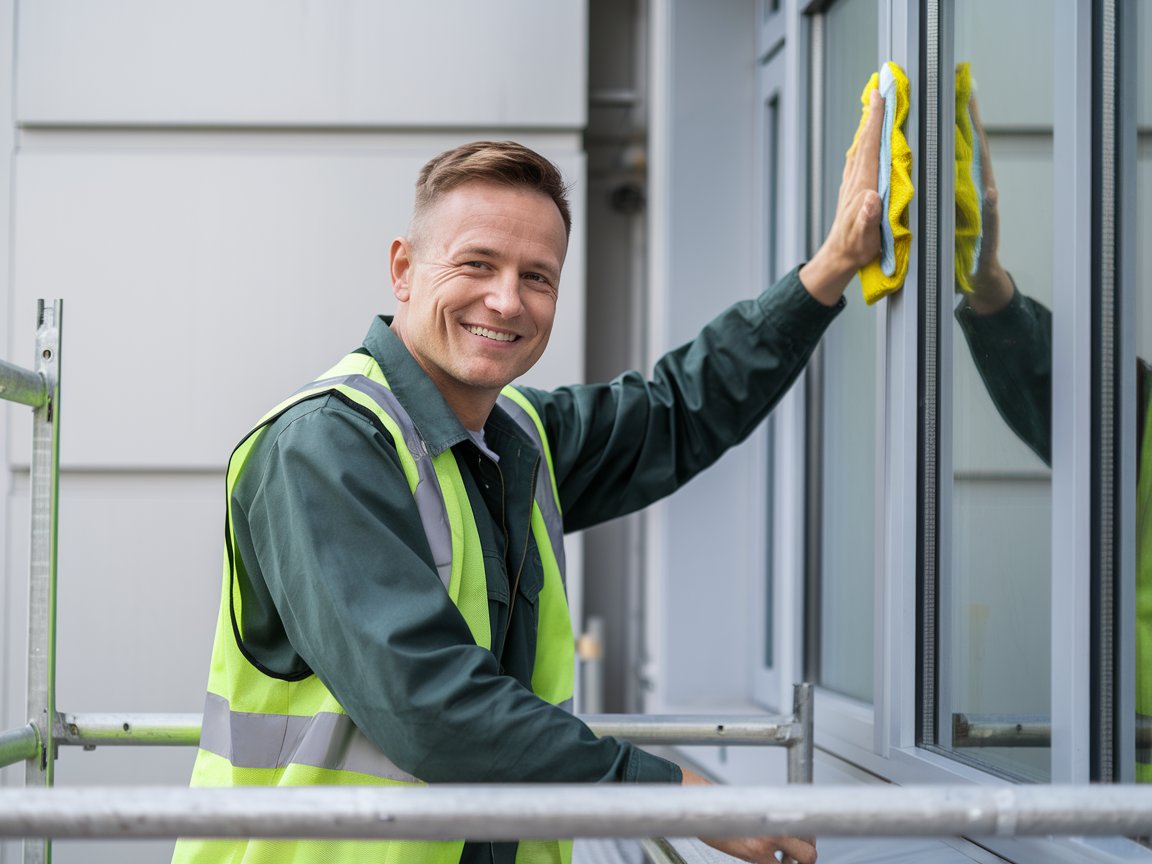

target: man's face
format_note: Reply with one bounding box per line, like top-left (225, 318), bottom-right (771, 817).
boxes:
top-left (390, 181), bottom-right (568, 425)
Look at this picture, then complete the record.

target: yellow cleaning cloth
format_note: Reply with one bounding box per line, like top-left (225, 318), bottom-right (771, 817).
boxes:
top-left (954, 62), bottom-right (982, 294)
top-left (852, 61), bottom-right (913, 305)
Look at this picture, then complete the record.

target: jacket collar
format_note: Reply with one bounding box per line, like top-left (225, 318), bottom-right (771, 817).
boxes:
top-left (361, 315), bottom-right (531, 460)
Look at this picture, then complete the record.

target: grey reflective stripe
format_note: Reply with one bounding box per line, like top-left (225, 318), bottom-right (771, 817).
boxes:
top-left (496, 393), bottom-right (567, 580)
top-left (557, 697), bottom-right (574, 714)
top-left (296, 373), bottom-right (453, 590)
top-left (1138, 713), bottom-right (1152, 764)
top-left (200, 692), bottom-right (420, 783)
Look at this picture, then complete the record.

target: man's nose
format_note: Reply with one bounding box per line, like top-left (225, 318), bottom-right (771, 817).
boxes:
top-left (485, 272), bottom-right (523, 317)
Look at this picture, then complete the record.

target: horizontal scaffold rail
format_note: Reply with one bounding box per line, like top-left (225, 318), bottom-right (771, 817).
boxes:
top-left (0, 357), bottom-right (46, 408)
top-left (55, 712), bottom-right (805, 749)
top-left (2, 784), bottom-right (1151, 841)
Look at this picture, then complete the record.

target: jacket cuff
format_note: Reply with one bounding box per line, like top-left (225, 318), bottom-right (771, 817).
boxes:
top-left (756, 264), bottom-right (846, 349)
top-left (625, 746), bottom-right (683, 784)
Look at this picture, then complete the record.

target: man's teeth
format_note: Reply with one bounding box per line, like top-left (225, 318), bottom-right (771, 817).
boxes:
top-left (465, 326), bottom-right (518, 342)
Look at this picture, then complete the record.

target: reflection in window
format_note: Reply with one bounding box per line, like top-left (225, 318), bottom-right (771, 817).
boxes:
top-left (945, 1), bottom-right (1054, 780)
top-left (814, 0), bottom-right (877, 704)
top-left (1134, 0), bottom-right (1151, 784)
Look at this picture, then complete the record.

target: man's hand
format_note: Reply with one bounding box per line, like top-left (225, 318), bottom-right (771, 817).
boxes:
top-left (800, 88), bottom-right (885, 306)
top-left (681, 768), bottom-right (817, 864)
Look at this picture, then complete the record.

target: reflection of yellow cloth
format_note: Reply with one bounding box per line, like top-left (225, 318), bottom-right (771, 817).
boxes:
top-left (955, 62), bottom-right (981, 294)
top-left (852, 61), bottom-right (912, 305)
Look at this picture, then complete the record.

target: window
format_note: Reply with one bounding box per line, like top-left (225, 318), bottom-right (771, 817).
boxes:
top-left (810, 0), bottom-right (879, 706)
top-left (937, 0), bottom-right (1055, 781)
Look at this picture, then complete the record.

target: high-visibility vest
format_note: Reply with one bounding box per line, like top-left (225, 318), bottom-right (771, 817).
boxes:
top-left (172, 351), bottom-right (575, 864)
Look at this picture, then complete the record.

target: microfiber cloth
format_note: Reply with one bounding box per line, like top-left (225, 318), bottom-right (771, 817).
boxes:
top-left (954, 62), bottom-right (983, 294)
top-left (853, 61), bottom-right (913, 305)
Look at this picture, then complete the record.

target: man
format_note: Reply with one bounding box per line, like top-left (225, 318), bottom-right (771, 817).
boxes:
top-left (174, 91), bottom-right (884, 864)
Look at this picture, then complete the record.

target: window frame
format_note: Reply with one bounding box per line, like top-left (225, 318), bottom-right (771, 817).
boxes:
top-left (794, 0), bottom-right (1150, 859)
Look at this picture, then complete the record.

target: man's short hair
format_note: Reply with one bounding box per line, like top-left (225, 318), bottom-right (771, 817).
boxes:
top-left (411, 141), bottom-right (572, 240)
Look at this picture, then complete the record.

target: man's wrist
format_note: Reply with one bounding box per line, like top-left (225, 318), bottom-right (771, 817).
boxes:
top-left (799, 248), bottom-right (855, 306)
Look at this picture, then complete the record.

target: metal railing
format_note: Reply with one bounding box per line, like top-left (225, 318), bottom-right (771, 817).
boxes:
top-left (5, 300), bottom-right (1152, 858)
top-left (5, 783), bottom-right (1152, 841)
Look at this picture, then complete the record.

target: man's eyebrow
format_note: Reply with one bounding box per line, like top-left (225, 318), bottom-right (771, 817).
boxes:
top-left (457, 244), bottom-right (500, 260)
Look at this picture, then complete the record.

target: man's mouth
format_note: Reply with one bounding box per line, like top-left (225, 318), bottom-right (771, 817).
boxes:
top-left (464, 325), bottom-right (519, 343)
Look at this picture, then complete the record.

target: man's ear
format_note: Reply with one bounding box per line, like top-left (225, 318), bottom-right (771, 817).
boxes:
top-left (390, 237), bottom-right (413, 302)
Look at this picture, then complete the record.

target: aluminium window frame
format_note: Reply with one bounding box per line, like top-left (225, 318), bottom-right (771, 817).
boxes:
top-left (796, 0), bottom-right (1150, 860)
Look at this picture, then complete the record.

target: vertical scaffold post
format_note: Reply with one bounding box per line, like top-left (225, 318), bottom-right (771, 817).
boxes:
top-left (24, 300), bottom-right (62, 864)
top-left (787, 683), bottom-right (814, 785)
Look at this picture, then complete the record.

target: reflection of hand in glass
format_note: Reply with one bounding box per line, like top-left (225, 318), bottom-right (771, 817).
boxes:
top-left (964, 96), bottom-right (1016, 315)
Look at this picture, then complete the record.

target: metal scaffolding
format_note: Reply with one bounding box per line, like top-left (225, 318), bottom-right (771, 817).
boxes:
top-left (0, 300), bottom-right (821, 861)
top-left (4, 300), bottom-right (1152, 860)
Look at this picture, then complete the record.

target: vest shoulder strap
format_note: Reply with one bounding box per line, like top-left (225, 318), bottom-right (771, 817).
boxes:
top-left (497, 387), bottom-right (565, 578)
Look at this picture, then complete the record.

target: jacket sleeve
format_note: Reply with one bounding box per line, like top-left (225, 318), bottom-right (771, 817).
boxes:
top-left (232, 395), bottom-right (681, 785)
top-left (523, 266), bottom-right (844, 531)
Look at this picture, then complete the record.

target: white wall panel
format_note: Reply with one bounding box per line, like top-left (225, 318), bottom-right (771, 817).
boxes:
top-left (10, 143), bottom-right (585, 468)
top-left (17, 0), bottom-right (587, 129)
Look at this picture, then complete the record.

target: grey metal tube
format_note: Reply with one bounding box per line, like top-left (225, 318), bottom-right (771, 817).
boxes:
top-left (787, 683), bottom-right (814, 784)
top-left (582, 715), bottom-right (798, 746)
top-left (24, 300), bottom-right (62, 864)
top-left (59, 714), bottom-right (202, 748)
top-left (0, 725), bottom-right (40, 769)
top-left (59, 712), bottom-right (801, 749)
top-left (0, 359), bottom-right (46, 408)
top-left (3, 785), bottom-right (1152, 840)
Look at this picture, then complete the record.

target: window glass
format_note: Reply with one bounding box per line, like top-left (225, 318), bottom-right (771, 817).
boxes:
top-left (1133, 0), bottom-right (1151, 784)
top-left (943, 0), bottom-right (1054, 780)
top-left (816, 0), bottom-right (878, 703)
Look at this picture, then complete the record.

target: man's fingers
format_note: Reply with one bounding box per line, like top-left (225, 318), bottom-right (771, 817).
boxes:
top-left (852, 89), bottom-right (884, 188)
top-left (844, 88), bottom-right (884, 182)
top-left (775, 835), bottom-right (818, 864)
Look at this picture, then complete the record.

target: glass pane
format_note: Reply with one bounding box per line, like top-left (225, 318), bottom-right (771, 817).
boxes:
top-left (1134, 0), bottom-right (1152, 783)
top-left (816, 0), bottom-right (878, 703)
top-left (944, 0), bottom-right (1055, 780)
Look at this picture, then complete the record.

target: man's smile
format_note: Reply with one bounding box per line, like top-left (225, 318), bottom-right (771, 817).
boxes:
top-left (463, 324), bottom-right (520, 343)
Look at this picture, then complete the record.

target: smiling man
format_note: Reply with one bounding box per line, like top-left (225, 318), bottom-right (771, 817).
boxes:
top-left (175, 121), bottom-right (882, 864)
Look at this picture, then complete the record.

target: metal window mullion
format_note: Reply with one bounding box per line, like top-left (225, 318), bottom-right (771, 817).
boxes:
top-left (927, 0), bottom-right (960, 753)
top-left (775, 3), bottom-right (811, 712)
top-left (1050, 0), bottom-right (1095, 785)
top-left (1093, 0), bottom-right (1119, 785)
top-left (802, 12), bottom-right (825, 690)
top-left (872, 0), bottom-right (923, 759)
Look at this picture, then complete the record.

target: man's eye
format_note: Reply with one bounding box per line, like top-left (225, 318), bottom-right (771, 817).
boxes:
top-left (464, 261), bottom-right (490, 269)
top-left (524, 272), bottom-right (548, 284)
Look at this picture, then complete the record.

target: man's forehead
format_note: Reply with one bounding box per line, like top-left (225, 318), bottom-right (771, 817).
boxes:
top-left (426, 183), bottom-right (567, 261)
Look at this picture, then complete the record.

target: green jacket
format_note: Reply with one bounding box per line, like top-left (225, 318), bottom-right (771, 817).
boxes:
top-left (220, 266), bottom-right (841, 864)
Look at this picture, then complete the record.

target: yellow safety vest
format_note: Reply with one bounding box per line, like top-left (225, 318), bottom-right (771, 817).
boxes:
top-left (173, 351), bottom-right (575, 864)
